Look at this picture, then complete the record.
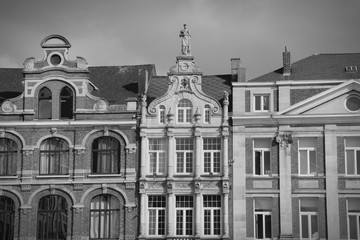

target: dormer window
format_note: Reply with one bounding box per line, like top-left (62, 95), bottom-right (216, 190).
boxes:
top-left (60, 87), bottom-right (73, 119)
top-left (177, 99), bottom-right (192, 123)
top-left (254, 94), bottom-right (270, 112)
top-left (204, 105), bottom-right (211, 123)
top-left (159, 105), bottom-right (166, 123)
top-left (38, 87), bottom-right (52, 119)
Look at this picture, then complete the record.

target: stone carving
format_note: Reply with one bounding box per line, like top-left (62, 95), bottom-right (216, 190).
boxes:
top-left (126, 182), bottom-right (136, 190)
top-left (21, 185), bottom-right (31, 192)
top-left (73, 206), bottom-right (83, 214)
top-left (1, 101), bottom-right (15, 113)
top-left (223, 90), bottom-right (229, 101)
top-left (76, 57), bottom-right (87, 69)
top-left (24, 57), bottom-right (35, 70)
top-left (73, 184), bottom-right (83, 191)
top-left (94, 99), bottom-right (108, 111)
top-left (180, 24), bottom-right (191, 55)
top-left (21, 207), bottom-right (31, 215)
top-left (180, 78), bottom-right (189, 90)
top-left (148, 182), bottom-right (164, 189)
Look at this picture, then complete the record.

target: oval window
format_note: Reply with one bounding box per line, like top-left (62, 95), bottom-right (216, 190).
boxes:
top-left (50, 54), bottom-right (62, 66)
top-left (345, 95), bottom-right (360, 112)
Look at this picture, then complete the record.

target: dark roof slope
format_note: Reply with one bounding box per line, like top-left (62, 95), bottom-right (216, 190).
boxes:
top-left (147, 74), bottom-right (232, 110)
top-left (250, 53), bottom-right (360, 82)
top-left (0, 65), bottom-right (156, 104)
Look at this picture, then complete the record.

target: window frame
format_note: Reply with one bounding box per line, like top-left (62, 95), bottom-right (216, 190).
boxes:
top-left (176, 138), bottom-right (194, 174)
top-left (203, 138), bottom-right (221, 175)
top-left (91, 136), bottom-right (120, 175)
top-left (345, 137), bottom-right (360, 176)
top-left (254, 198), bottom-right (272, 240)
top-left (298, 138), bottom-right (317, 176)
top-left (176, 195), bottom-right (194, 236)
top-left (148, 195), bottom-right (166, 236)
top-left (37, 195), bottom-right (68, 240)
top-left (38, 87), bottom-right (52, 119)
top-left (90, 194), bottom-right (120, 240)
top-left (39, 137), bottom-right (69, 175)
top-left (299, 198), bottom-right (319, 240)
top-left (0, 138), bottom-right (18, 176)
top-left (203, 195), bottom-right (222, 236)
top-left (253, 94), bottom-right (270, 112)
top-left (149, 139), bottom-right (166, 175)
top-left (177, 99), bottom-right (192, 123)
top-left (0, 196), bottom-right (15, 240)
top-left (253, 139), bottom-right (271, 176)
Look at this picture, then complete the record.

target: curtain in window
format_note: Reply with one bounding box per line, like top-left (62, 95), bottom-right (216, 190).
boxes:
top-left (37, 195), bottom-right (68, 240)
top-left (90, 195), bottom-right (120, 239)
top-left (0, 196), bottom-right (15, 240)
top-left (39, 87), bottom-right (52, 119)
top-left (40, 138), bottom-right (69, 175)
top-left (92, 137), bottom-right (120, 174)
top-left (0, 139), bottom-right (17, 175)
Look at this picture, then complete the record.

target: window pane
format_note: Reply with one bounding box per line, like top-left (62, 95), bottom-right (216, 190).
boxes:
top-left (204, 209), bottom-right (211, 235)
top-left (357, 150), bottom-right (360, 175)
top-left (301, 215), bottom-right (309, 238)
top-left (349, 215), bottom-right (357, 239)
top-left (348, 198), bottom-right (360, 212)
top-left (255, 96), bottom-right (261, 111)
top-left (299, 137), bottom-right (317, 148)
top-left (214, 152), bottom-right (221, 173)
top-left (0, 197), bottom-right (15, 240)
top-left (255, 151), bottom-right (261, 175)
top-left (255, 198), bottom-right (272, 211)
top-left (347, 150), bottom-right (355, 175)
top-left (310, 150), bottom-right (317, 174)
top-left (263, 95), bottom-right (269, 110)
top-left (149, 209), bottom-right (156, 235)
top-left (158, 209), bottom-right (166, 235)
top-left (265, 215), bottom-right (272, 238)
top-left (301, 198), bottom-right (318, 212)
top-left (255, 214), bottom-right (263, 238)
top-left (254, 139), bottom-right (270, 148)
top-left (204, 152), bottom-right (211, 173)
top-left (60, 87), bottom-right (73, 119)
top-left (264, 151), bottom-right (270, 173)
top-left (214, 209), bottom-right (221, 235)
top-left (176, 210), bottom-right (183, 235)
top-left (346, 137), bottom-right (360, 148)
top-left (311, 215), bottom-right (318, 238)
top-left (299, 150), bottom-right (308, 175)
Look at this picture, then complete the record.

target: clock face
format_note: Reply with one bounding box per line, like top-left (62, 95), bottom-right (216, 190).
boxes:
top-left (180, 63), bottom-right (189, 71)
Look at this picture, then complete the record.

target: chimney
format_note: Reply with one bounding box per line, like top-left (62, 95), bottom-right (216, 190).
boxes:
top-left (231, 58), bottom-right (246, 82)
top-left (138, 68), bottom-right (150, 95)
top-left (283, 46), bottom-right (291, 76)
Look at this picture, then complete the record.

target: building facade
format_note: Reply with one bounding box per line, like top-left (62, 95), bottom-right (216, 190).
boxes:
top-left (138, 25), bottom-right (232, 240)
top-left (0, 35), bottom-right (155, 240)
top-left (231, 49), bottom-right (360, 240)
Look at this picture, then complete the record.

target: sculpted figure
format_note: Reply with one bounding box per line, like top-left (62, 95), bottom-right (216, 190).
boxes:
top-left (179, 24), bottom-right (191, 55)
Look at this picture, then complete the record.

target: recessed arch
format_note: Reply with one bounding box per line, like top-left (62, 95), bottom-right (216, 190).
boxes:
top-left (60, 86), bottom-right (74, 119)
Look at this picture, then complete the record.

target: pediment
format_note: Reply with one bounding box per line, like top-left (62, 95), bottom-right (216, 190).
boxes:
top-left (278, 80), bottom-right (360, 115)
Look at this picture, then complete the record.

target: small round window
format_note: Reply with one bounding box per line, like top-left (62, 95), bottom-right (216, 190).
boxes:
top-left (345, 95), bottom-right (360, 112)
top-left (50, 54), bottom-right (62, 66)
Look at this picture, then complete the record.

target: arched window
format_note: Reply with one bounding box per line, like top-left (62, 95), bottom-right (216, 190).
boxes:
top-left (0, 138), bottom-right (17, 176)
top-left (60, 87), bottom-right (73, 119)
top-left (177, 99), bottom-right (192, 123)
top-left (0, 196), bottom-right (15, 240)
top-left (92, 137), bottom-right (120, 174)
top-left (37, 195), bottom-right (68, 240)
top-left (40, 138), bottom-right (69, 175)
top-left (90, 195), bottom-right (120, 239)
top-left (38, 87), bottom-right (52, 119)
top-left (159, 105), bottom-right (166, 123)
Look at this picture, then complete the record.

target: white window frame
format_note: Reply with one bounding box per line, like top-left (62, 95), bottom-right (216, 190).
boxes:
top-left (298, 138), bottom-right (317, 176)
top-left (159, 105), bottom-right (166, 123)
top-left (149, 139), bottom-right (166, 175)
top-left (203, 195), bottom-right (221, 236)
top-left (177, 99), bottom-right (192, 123)
top-left (299, 198), bottom-right (319, 240)
top-left (176, 195), bottom-right (194, 236)
top-left (254, 198), bottom-right (272, 239)
top-left (203, 138), bottom-right (221, 175)
top-left (148, 195), bottom-right (166, 236)
top-left (345, 137), bottom-right (360, 175)
top-left (253, 139), bottom-right (271, 176)
top-left (176, 138), bottom-right (194, 174)
top-left (204, 105), bottom-right (211, 123)
top-left (253, 94), bottom-right (270, 112)
top-left (348, 198), bottom-right (360, 240)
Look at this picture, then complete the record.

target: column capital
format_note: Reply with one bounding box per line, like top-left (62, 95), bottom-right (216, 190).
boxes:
top-left (194, 130), bottom-right (202, 137)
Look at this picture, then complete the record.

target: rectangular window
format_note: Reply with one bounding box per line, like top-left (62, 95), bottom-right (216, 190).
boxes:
top-left (204, 106), bottom-right (211, 123)
top-left (159, 106), bottom-right (166, 123)
top-left (346, 137), bottom-right (360, 175)
top-left (148, 195), bottom-right (166, 236)
top-left (176, 195), bottom-right (193, 236)
top-left (176, 138), bottom-right (194, 174)
top-left (254, 94), bottom-right (270, 112)
top-left (254, 139), bottom-right (271, 176)
top-left (254, 198), bottom-right (272, 239)
top-left (348, 198), bottom-right (360, 239)
top-left (203, 138), bottom-right (221, 174)
top-left (298, 138), bottom-right (317, 175)
top-left (300, 198), bottom-right (318, 240)
top-left (149, 139), bottom-right (166, 174)
top-left (203, 195), bottom-right (221, 236)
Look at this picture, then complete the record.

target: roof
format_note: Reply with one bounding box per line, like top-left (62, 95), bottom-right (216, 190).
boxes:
top-left (0, 65), bottom-right (156, 104)
top-left (146, 74), bottom-right (232, 111)
top-left (250, 53), bottom-right (360, 82)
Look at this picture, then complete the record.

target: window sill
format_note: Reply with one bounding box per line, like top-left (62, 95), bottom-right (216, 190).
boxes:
top-left (173, 174), bottom-right (195, 177)
top-left (36, 175), bottom-right (70, 179)
top-left (88, 174), bottom-right (122, 178)
top-left (0, 175), bottom-right (18, 179)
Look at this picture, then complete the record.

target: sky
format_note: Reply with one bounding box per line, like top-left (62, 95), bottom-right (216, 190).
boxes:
top-left (0, 0), bottom-right (360, 79)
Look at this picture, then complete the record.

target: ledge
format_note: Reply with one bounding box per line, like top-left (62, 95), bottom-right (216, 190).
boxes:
top-left (87, 174), bottom-right (123, 178)
top-left (36, 175), bottom-right (70, 179)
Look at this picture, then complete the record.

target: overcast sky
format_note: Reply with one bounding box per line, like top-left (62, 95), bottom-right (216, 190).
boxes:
top-left (0, 0), bottom-right (360, 79)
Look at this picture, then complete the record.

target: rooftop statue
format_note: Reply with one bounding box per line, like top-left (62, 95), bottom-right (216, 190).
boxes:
top-left (179, 24), bottom-right (191, 55)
